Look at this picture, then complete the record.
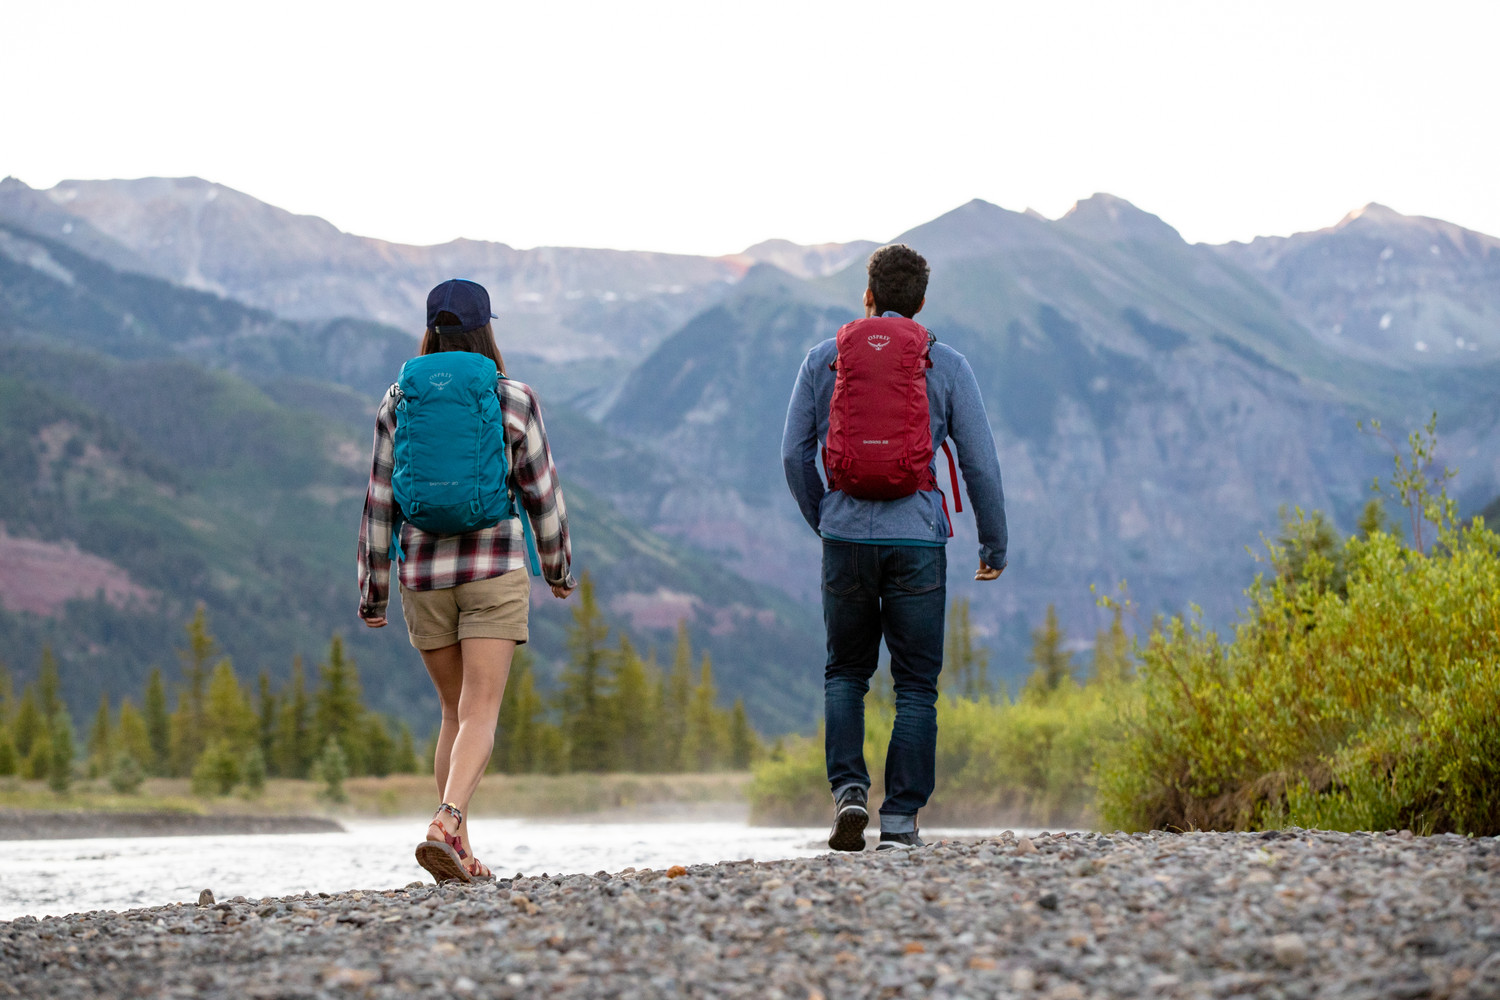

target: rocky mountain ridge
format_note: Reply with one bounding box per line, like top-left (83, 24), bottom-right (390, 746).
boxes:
top-left (4, 177), bottom-right (879, 369)
top-left (4, 177), bottom-right (1498, 690)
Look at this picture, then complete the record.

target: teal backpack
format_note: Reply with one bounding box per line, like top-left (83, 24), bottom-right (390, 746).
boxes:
top-left (389, 351), bottom-right (541, 575)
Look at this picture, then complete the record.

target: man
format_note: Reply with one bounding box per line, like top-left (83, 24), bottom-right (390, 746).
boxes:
top-left (781, 243), bottom-right (1008, 851)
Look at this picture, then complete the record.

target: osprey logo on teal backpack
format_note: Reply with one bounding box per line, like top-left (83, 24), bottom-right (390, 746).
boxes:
top-left (389, 352), bottom-right (541, 575)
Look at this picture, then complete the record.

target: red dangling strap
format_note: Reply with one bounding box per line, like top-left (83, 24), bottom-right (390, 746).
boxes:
top-left (941, 441), bottom-right (962, 513)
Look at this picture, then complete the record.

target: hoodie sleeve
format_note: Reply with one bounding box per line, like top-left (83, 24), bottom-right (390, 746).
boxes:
top-left (948, 356), bottom-right (1008, 570)
top-left (781, 351), bottom-right (826, 533)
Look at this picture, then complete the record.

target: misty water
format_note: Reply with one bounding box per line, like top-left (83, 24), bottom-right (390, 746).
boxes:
top-left (0, 819), bottom-right (1022, 921)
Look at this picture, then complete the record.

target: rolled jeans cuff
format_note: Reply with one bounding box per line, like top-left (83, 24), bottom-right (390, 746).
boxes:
top-left (879, 813), bottom-right (918, 834)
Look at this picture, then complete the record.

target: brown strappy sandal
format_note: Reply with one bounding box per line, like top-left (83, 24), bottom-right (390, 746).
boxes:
top-left (415, 802), bottom-right (492, 884)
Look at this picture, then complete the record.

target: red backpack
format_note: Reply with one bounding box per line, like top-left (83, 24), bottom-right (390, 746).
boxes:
top-left (824, 315), bottom-right (943, 501)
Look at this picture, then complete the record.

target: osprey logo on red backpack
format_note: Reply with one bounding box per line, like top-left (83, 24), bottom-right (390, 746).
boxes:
top-left (866, 334), bottom-right (891, 351)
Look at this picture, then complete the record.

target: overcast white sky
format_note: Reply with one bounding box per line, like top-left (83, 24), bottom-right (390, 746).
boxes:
top-left (4, 1), bottom-right (1496, 254)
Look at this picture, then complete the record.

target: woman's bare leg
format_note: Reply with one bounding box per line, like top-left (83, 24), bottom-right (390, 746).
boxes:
top-left (420, 637), bottom-right (516, 863)
top-left (421, 644), bottom-right (465, 799)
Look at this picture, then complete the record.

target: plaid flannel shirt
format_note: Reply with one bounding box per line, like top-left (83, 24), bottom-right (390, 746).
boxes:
top-left (357, 376), bottom-right (576, 619)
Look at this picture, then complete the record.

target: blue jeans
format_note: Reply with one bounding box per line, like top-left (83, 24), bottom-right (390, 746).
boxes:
top-left (822, 540), bottom-right (946, 833)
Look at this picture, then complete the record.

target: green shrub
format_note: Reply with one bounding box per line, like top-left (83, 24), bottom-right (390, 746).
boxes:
top-left (316, 737), bottom-right (348, 803)
top-left (108, 754), bottom-right (145, 794)
top-left (191, 741), bottom-right (241, 796)
top-left (242, 746), bottom-right (267, 796)
top-left (1097, 505), bottom-right (1500, 835)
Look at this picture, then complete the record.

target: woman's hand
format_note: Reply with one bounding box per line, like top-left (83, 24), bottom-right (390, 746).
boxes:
top-left (361, 615), bottom-right (387, 628)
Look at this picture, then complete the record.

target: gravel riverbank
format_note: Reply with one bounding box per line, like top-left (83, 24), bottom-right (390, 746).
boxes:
top-left (3, 828), bottom-right (1496, 999)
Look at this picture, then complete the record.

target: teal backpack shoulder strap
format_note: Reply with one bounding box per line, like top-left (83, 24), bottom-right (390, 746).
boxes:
top-left (389, 376), bottom-right (408, 562)
top-left (498, 373), bottom-right (544, 578)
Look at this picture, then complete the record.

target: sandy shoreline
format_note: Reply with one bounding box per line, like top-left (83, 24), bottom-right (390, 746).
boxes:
top-left (2, 828), bottom-right (1495, 999)
top-left (0, 810), bottom-right (344, 841)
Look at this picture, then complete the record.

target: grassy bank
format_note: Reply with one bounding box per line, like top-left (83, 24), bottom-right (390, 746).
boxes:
top-left (0, 771), bottom-right (750, 820)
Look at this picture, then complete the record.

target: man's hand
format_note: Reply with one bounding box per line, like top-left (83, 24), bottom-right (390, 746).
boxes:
top-left (550, 583), bottom-right (574, 599)
top-left (974, 561), bottom-right (1003, 581)
top-left (361, 615), bottom-right (387, 628)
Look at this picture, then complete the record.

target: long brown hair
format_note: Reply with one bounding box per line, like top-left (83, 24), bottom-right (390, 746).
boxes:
top-left (419, 312), bottom-right (506, 375)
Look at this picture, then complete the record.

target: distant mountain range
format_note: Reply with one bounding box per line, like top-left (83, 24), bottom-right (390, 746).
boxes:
top-left (2, 175), bottom-right (1497, 725)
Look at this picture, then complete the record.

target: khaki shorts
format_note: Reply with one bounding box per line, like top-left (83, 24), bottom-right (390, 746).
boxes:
top-left (399, 570), bottom-right (530, 650)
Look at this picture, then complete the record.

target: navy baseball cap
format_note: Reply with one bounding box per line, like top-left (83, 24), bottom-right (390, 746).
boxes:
top-left (426, 278), bottom-right (498, 334)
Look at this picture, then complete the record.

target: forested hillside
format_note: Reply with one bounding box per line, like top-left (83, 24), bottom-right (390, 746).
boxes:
top-left (0, 219), bottom-right (823, 732)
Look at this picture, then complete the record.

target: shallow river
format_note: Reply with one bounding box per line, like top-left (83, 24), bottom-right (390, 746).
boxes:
top-left (0, 819), bottom-right (1016, 921)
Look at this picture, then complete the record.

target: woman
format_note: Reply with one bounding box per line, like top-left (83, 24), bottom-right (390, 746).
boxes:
top-left (357, 278), bottom-right (576, 883)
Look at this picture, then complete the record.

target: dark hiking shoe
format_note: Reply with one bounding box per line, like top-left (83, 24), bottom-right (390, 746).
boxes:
top-left (876, 830), bottom-right (926, 851)
top-left (827, 787), bottom-right (868, 852)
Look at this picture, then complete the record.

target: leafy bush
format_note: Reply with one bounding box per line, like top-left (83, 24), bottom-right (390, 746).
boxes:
top-left (190, 740), bottom-right (241, 797)
top-left (108, 754), bottom-right (144, 794)
top-left (316, 737), bottom-right (349, 804)
top-left (750, 682), bottom-right (1126, 828)
top-left (241, 746), bottom-right (267, 795)
top-left (1098, 461), bottom-right (1500, 834)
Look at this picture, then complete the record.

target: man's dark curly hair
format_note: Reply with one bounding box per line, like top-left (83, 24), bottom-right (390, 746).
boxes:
top-left (867, 244), bottom-right (930, 318)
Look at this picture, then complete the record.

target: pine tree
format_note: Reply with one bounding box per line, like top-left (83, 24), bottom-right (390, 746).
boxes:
top-left (493, 648), bottom-right (542, 774)
top-left (1089, 605), bottom-right (1132, 687)
top-left (143, 668), bottom-right (170, 775)
top-left (256, 671), bottom-right (277, 761)
top-left (108, 754), bottom-right (144, 794)
top-left (559, 576), bottom-right (613, 772)
top-left (205, 661), bottom-right (258, 756)
top-left (1356, 497), bottom-right (1399, 541)
top-left (273, 657), bottom-right (312, 778)
top-left (396, 721), bottom-right (419, 775)
top-left (174, 608), bottom-right (220, 769)
top-left (23, 737), bottom-right (50, 781)
top-left (658, 622), bottom-right (694, 771)
top-left (727, 698), bottom-right (758, 769)
top-left (316, 737), bottom-right (348, 803)
top-left (363, 716), bottom-right (395, 777)
top-left (0, 725), bottom-right (17, 777)
top-left (167, 690), bottom-right (198, 777)
top-left (1022, 604), bottom-right (1073, 702)
top-left (116, 699), bottom-right (153, 772)
top-left (86, 693), bottom-right (114, 779)
top-left (242, 745), bottom-right (267, 795)
top-left (314, 637), bottom-right (366, 775)
top-left (47, 709), bottom-right (74, 793)
top-left (609, 636), bottom-right (653, 772)
top-left (11, 686), bottom-right (43, 761)
top-left (0, 662), bottom-right (13, 727)
top-left (191, 740), bottom-right (240, 796)
top-left (942, 599), bottom-right (990, 700)
top-left (37, 648), bottom-right (62, 721)
top-left (1276, 507), bottom-right (1347, 596)
top-left (682, 655), bottom-right (724, 772)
